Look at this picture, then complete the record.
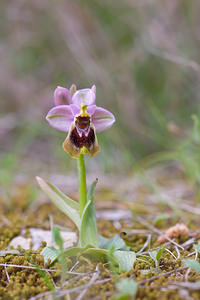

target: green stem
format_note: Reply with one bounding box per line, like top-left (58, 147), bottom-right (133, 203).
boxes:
top-left (77, 154), bottom-right (87, 216)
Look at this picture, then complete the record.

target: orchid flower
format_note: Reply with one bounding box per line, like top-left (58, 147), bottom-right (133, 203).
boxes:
top-left (46, 85), bottom-right (115, 158)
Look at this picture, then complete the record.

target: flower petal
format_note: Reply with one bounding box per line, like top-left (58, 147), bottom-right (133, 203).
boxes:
top-left (54, 86), bottom-right (72, 106)
top-left (46, 105), bottom-right (74, 132)
top-left (87, 105), bottom-right (97, 116)
top-left (91, 85), bottom-right (96, 95)
top-left (70, 104), bottom-right (81, 116)
top-left (69, 84), bottom-right (77, 96)
top-left (72, 88), bottom-right (96, 106)
top-left (91, 106), bottom-right (115, 132)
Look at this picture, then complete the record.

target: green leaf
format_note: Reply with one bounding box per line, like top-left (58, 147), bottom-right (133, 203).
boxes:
top-left (156, 247), bottom-right (165, 263)
top-left (154, 213), bottom-right (169, 225)
top-left (36, 177), bottom-right (81, 229)
top-left (84, 248), bottom-right (108, 262)
top-left (149, 250), bottom-right (157, 263)
top-left (136, 258), bottom-right (152, 266)
top-left (39, 178), bottom-right (79, 210)
top-left (99, 234), bottom-right (128, 250)
top-left (87, 178), bottom-right (98, 203)
top-left (114, 250), bottom-right (136, 272)
top-left (116, 278), bottom-right (138, 297)
top-left (182, 259), bottom-right (200, 273)
top-left (79, 179), bottom-right (98, 248)
top-left (113, 295), bottom-right (130, 300)
top-left (194, 242), bottom-right (200, 253)
top-left (80, 198), bottom-right (98, 248)
top-left (52, 226), bottom-right (63, 250)
top-left (41, 247), bottom-right (59, 264)
top-left (64, 247), bottom-right (107, 262)
top-left (192, 115), bottom-right (200, 143)
top-left (64, 247), bottom-right (85, 257)
top-left (41, 245), bottom-right (135, 268)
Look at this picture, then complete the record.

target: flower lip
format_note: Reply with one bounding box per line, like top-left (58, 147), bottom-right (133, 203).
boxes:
top-left (76, 115), bottom-right (90, 130)
top-left (63, 122), bottom-right (101, 158)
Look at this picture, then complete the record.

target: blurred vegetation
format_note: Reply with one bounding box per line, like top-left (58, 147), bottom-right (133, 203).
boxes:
top-left (0, 0), bottom-right (200, 176)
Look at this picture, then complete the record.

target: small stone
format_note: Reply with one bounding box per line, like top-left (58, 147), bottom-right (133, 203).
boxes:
top-left (9, 228), bottom-right (77, 250)
top-left (9, 237), bottom-right (31, 250)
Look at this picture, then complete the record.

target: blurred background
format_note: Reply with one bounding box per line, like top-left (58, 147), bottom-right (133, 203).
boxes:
top-left (1, 0), bottom-right (200, 187)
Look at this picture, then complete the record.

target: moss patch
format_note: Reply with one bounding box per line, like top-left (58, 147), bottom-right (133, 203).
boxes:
top-left (0, 169), bottom-right (200, 299)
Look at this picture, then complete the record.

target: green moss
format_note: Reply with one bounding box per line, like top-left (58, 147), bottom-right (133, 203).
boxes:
top-left (0, 182), bottom-right (200, 299)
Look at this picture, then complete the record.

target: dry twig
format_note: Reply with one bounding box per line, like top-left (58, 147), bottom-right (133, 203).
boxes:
top-left (29, 278), bottom-right (112, 300)
top-left (76, 266), bottom-right (100, 300)
top-left (138, 267), bottom-right (187, 285)
top-left (137, 217), bottom-right (184, 250)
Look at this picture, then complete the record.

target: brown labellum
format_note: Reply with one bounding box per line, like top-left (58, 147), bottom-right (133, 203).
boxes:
top-left (63, 115), bottom-right (100, 158)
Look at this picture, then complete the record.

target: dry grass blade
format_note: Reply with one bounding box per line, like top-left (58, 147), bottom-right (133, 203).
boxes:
top-left (29, 278), bottom-right (112, 300)
top-left (137, 217), bottom-right (184, 250)
top-left (137, 234), bottom-right (151, 254)
top-left (181, 238), bottom-right (196, 248)
top-left (0, 263), bottom-right (89, 275)
top-left (179, 203), bottom-right (200, 215)
top-left (138, 267), bottom-right (187, 284)
top-left (58, 278), bottom-right (112, 298)
top-left (168, 281), bottom-right (200, 290)
top-left (174, 246), bottom-right (180, 260)
top-left (4, 264), bottom-right (10, 282)
top-left (0, 263), bottom-right (56, 272)
top-left (164, 248), bottom-right (177, 260)
top-left (75, 266), bottom-right (100, 300)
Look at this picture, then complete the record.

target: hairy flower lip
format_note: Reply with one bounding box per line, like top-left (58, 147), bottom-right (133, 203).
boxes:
top-left (63, 122), bottom-right (100, 159)
top-left (75, 115), bottom-right (91, 138)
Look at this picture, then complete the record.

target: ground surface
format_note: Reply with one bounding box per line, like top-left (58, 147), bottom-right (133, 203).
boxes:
top-left (0, 165), bottom-right (200, 299)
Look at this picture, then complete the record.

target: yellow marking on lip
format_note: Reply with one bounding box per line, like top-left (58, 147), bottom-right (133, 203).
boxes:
top-left (80, 104), bottom-right (88, 117)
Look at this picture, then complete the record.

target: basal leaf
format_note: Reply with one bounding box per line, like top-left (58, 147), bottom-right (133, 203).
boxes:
top-left (194, 242), bottom-right (200, 253)
top-left (37, 177), bottom-right (79, 211)
top-left (87, 179), bottom-right (98, 203)
top-left (99, 234), bottom-right (128, 251)
top-left (156, 247), bottom-right (165, 263)
top-left (53, 226), bottom-right (63, 250)
top-left (36, 177), bottom-right (81, 229)
top-left (114, 250), bottom-right (136, 272)
top-left (84, 248), bottom-right (108, 262)
top-left (80, 198), bottom-right (98, 248)
top-left (116, 278), bottom-right (138, 297)
top-left (182, 259), bottom-right (200, 273)
top-left (64, 247), bottom-right (86, 257)
top-left (149, 250), bottom-right (157, 263)
top-left (41, 247), bottom-right (59, 264)
top-left (79, 179), bottom-right (98, 247)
